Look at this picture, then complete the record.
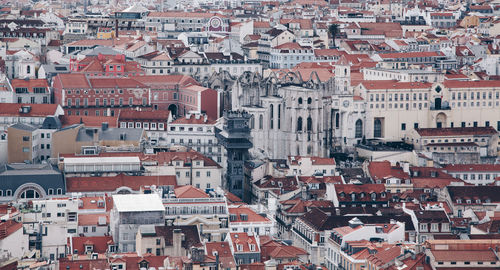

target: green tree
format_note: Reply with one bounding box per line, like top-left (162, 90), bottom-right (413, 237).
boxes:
top-left (329, 24), bottom-right (339, 48)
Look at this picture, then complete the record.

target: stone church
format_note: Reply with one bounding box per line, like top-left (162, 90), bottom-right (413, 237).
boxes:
top-left (206, 56), bottom-right (365, 159)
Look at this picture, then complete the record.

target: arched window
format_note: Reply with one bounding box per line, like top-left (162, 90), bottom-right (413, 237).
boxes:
top-left (298, 98), bottom-right (303, 104)
top-left (48, 188), bottom-right (54, 195)
top-left (20, 189), bottom-right (40, 199)
top-left (57, 188), bottom-right (63, 195)
top-left (27, 65), bottom-right (31, 74)
top-left (307, 97), bottom-right (312, 104)
top-left (277, 104), bottom-right (281, 129)
top-left (270, 104), bottom-right (274, 129)
top-left (297, 117), bottom-right (303, 131)
top-left (355, 119), bottom-right (363, 138)
top-left (6, 190), bottom-right (12, 196)
top-left (259, 115), bottom-right (263, 129)
top-left (307, 117), bottom-right (312, 131)
top-left (374, 119), bottom-right (382, 138)
top-left (335, 113), bottom-right (340, 128)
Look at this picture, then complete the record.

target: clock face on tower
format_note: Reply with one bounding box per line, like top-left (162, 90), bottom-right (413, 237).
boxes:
top-left (208, 17), bottom-right (223, 32)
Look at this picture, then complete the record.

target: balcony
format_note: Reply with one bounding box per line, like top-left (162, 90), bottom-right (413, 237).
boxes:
top-left (430, 101), bottom-right (451, 110)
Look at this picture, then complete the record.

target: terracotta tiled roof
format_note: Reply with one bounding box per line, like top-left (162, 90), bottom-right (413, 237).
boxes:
top-left (229, 233), bottom-right (260, 253)
top-left (431, 250), bottom-right (497, 261)
top-left (0, 103), bottom-right (60, 117)
top-left (10, 78), bottom-right (48, 92)
top-left (415, 127), bottom-right (498, 137)
top-left (443, 164), bottom-right (500, 172)
top-left (366, 245), bottom-right (401, 267)
top-left (88, 77), bottom-right (147, 88)
top-left (361, 80), bottom-right (432, 90)
top-left (60, 115), bottom-right (119, 128)
top-left (378, 51), bottom-right (442, 59)
top-left (443, 79), bottom-right (500, 88)
top-left (170, 114), bottom-right (216, 125)
top-left (147, 11), bottom-right (218, 18)
top-left (55, 73), bottom-right (90, 88)
top-left (447, 186), bottom-right (500, 203)
top-left (78, 213), bottom-right (110, 227)
top-left (229, 206), bottom-right (270, 223)
top-left (205, 242), bottom-right (236, 268)
top-left (154, 225), bottom-right (201, 249)
top-left (118, 109), bottom-right (169, 121)
top-left (174, 185), bottom-right (209, 198)
top-left (66, 174), bottom-right (177, 193)
top-left (69, 236), bottom-right (113, 255)
top-left (368, 161), bottom-right (409, 181)
top-left (274, 42), bottom-right (311, 50)
top-left (0, 220), bottom-right (22, 240)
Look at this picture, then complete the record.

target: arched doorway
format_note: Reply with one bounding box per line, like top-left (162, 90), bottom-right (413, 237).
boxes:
top-left (436, 113), bottom-right (447, 128)
top-left (168, 104), bottom-right (178, 117)
top-left (374, 119), bottom-right (382, 138)
top-left (355, 119), bottom-right (363, 138)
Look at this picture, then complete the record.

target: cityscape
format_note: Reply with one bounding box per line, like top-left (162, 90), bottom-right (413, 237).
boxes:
top-left (0, 0), bottom-right (499, 269)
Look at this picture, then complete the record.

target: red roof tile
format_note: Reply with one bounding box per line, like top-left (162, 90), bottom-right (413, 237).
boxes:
top-left (0, 103), bottom-right (61, 117)
top-left (174, 185), bottom-right (209, 198)
top-left (0, 220), bottom-right (22, 240)
top-left (415, 127), bottom-right (498, 137)
top-left (69, 236), bottom-right (113, 255)
top-left (361, 80), bottom-right (432, 90)
top-left (66, 174), bottom-right (177, 193)
top-left (229, 206), bottom-right (270, 223)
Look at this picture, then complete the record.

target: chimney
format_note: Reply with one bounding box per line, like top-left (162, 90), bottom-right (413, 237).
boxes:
top-left (102, 122), bottom-right (108, 131)
top-left (172, 229), bottom-right (183, 257)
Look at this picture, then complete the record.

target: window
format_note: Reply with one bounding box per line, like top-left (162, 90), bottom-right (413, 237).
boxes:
top-left (297, 117), bottom-right (303, 131)
top-left (355, 119), bottom-right (362, 138)
top-left (401, 123), bottom-right (406, 130)
top-left (374, 119), bottom-right (382, 138)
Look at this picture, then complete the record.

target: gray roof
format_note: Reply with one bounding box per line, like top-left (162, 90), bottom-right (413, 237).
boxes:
top-left (40, 64), bottom-right (70, 74)
top-left (76, 127), bottom-right (143, 142)
top-left (10, 123), bottom-right (39, 132)
top-left (0, 164), bottom-right (65, 195)
top-left (42, 116), bottom-right (62, 130)
top-left (81, 46), bottom-right (120, 56)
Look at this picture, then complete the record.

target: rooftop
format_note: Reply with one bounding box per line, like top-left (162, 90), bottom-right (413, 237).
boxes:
top-left (112, 194), bottom-right (164, 212)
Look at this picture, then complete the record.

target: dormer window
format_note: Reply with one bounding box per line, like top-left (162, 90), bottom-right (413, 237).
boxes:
top-left (138, 260), bottom-right (149, 269)
top-left (85, 244), bottom-right (93, 253)
top-left (249, 244), bottom-right (255, 251)
top-left (339, 192), bottom-right (345, 198)
top-left (381, 192), bottom-right (386, 198)
top-left (456, 199), bottom-right (462, 204)
top-left (237, 244), bottom-right (243, 251)
top-left (371, 193), bottom-right (376, 201)
top-left (466, 199), bottom-right (471, 204)
top-left (351, 193), bottom-right (356, 201)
